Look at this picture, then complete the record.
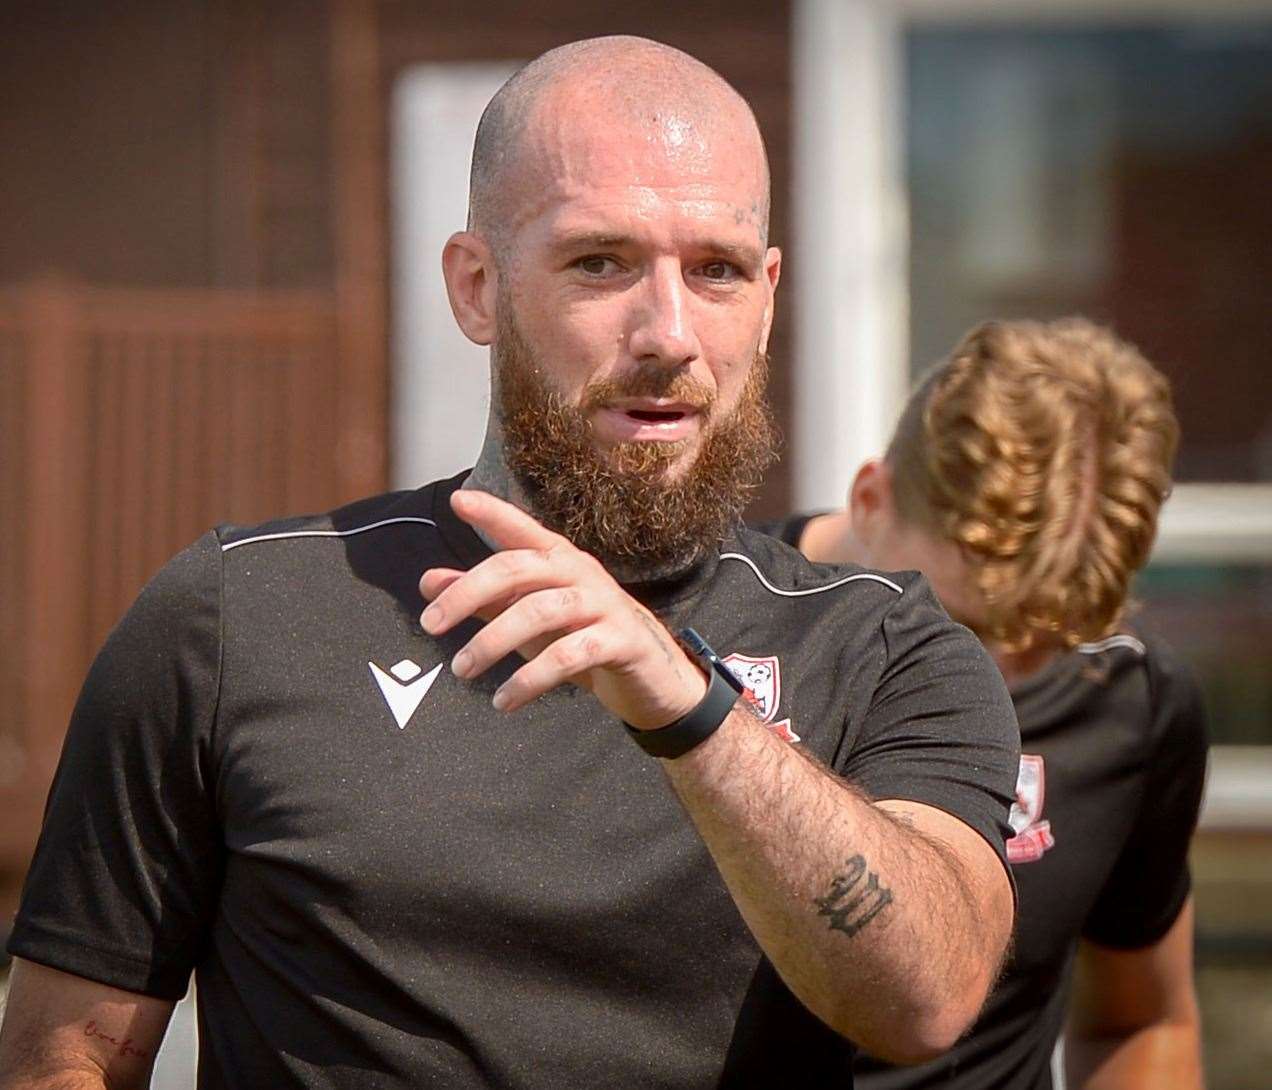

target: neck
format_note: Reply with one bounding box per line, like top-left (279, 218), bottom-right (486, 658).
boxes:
top-left (989, 642), bottom-right (1061, 687)
top-left (466, 417), bottom-right (531, 508)
top-left (799, 510), bottom-right (866, 565)
top-left (463, 417), bottom-right (535, 553)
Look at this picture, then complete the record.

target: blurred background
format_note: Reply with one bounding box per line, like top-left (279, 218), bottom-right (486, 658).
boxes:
top-left (1, 1), bottom-right (1269, 1085)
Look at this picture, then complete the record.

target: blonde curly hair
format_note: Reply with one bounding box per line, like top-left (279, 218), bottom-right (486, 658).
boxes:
top-left (886, 318), bottom-right (1179, 650)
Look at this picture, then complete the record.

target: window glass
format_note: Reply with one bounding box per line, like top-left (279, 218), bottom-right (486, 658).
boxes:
top-left (906, 23), bottom-right (1272, 483)
top-left (1133, 563), bottom-right (1272, 745)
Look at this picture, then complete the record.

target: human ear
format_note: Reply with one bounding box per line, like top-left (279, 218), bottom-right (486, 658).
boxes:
top-left (848, 459), bottom-right (894, 551)
top-left (757, 246), bottom-right (782, 354)
top-left (442, 231), bottom-right (498, 346)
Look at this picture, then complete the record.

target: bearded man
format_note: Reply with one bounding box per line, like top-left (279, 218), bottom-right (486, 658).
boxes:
top-left (1, 38), bottom-right (1018, 1089)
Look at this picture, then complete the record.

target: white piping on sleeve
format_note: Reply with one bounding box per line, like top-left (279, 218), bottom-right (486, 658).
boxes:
top-left (719, 552), bottom-right (903, 596)
top-left (1077, 634), bottom-right (1147, 657)
top-left (221, 517), bottom-right (438, 552)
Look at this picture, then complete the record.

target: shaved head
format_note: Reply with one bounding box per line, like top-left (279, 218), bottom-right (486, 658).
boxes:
top-left (468, 36), bottom-right (771, 256)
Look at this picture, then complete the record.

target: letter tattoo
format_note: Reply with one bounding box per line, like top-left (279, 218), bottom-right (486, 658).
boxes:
top-left (83, 1020), bottom-right (149, 1060)
top-left (814, 854), bottom-right (894, 938)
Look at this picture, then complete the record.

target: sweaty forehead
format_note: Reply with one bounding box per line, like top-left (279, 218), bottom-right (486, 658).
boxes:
top-left (519, 97), bottom-right (764, 243)
top-left (473, 43), bottom-right (770, 250)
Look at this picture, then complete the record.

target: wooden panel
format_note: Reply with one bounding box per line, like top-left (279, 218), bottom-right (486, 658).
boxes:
top-left (0, 282), bottom-right (340, 916)
top-left (0, 313), bottom-right (29, 860)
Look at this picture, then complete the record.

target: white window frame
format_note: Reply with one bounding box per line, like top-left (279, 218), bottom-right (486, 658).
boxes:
top-left (792, 0), bottom-right (1272, 828)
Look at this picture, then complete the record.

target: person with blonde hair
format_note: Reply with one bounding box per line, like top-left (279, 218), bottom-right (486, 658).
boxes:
top-left (764, 317), bottom-right (1208, 1089)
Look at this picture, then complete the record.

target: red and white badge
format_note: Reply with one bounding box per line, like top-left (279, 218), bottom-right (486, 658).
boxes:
top-left (722, 652), bottom-right (801, 743)
top-left (722, 653), bottom-right (781, 722)
top-left (1006, 754), bottom-right (1055, 864)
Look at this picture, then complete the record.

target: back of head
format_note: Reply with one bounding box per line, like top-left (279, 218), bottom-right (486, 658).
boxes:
top-left (886, 318), bottom-right (1179, 650)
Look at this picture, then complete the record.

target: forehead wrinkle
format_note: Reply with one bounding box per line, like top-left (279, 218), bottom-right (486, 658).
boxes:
top-left (508, 136), bottom-right (767, 253)
top-left (469, 36), bottom-right (770, 252)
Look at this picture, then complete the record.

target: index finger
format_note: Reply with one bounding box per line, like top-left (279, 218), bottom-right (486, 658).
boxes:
top-left (451, 488), bottom-right (563, 553)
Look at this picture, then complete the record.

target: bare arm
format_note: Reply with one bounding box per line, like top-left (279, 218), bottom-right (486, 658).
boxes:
top-left (1065, 899), bottom-right (1204, 1089)
top-left (0, 959), bottom-right (173, 1090)
top-left (662, 708), bottom-right (1012, 1062)
top-left (421, 489), bottom-right (1014, 1063)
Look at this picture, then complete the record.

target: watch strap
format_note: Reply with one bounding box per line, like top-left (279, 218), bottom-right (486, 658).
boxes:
top-left (625, 629), bottom-right (742, 759)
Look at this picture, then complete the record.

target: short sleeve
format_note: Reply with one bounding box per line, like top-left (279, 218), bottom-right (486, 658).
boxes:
top-left (7, 531), bottom-right (225, 998)
top-left (839, 578), bottom-right (1021, 876)
top-left (1082, 647), bottom-right (1209, 949)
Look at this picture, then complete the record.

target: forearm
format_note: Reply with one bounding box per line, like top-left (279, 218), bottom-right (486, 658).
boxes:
top-left (661, 707), bottom-right (1010, 1062)
top-left (0, 1033), bottom-right (115, 1090)
top-left (1066, 1018), bottom-right (1204, 1089)
top-left (0, 1064), bottom-right (113, 1090)
top-left (0, 961), bottom-right (167, 1090)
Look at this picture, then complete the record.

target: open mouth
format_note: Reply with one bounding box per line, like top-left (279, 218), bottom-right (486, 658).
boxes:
top-left (626, 408), bottom-right (689, 423)
top-left (593, 402), bottom-right (703, 444)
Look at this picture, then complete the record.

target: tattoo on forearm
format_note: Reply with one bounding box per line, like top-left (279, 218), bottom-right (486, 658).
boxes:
top-left (814, 854), bottom-right (894, 937)
top-left (635, 608), bottom-right (678, 668)
top-left (84, 1020), bottom-right (149, 1060)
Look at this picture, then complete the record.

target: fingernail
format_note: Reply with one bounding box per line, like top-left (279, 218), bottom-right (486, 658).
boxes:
top-left (422, 604), bottom-right (441, 630)
top-left (452, 650), bottom-right (473, 678)
top-left (492, 686), bottom-right (510, 711)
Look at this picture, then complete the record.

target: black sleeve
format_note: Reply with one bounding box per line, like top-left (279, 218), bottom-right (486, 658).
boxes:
top-left (838, 578), bottom-right (1021, 877)
top-left (7, 532), bottom-right (225, 999)
top-left (1082, 646), bottom-right (1209, 949)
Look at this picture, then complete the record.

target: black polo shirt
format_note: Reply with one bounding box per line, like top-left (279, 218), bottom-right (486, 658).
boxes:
top-left (759, 512), bottom-right (1208, 1090)
top-left (12, 473), bottom-right (1018, 1089)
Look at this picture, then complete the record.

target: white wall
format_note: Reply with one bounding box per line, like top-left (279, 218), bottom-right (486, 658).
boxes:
top-left (390, 62), bottom-right (520, 491)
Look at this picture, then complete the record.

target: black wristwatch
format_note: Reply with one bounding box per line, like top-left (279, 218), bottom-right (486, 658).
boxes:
top-left (625, 628), bottom-right (744, 759)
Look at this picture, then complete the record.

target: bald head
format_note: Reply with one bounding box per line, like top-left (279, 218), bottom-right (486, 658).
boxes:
top-left (468, 36), bottom-right (770, 255)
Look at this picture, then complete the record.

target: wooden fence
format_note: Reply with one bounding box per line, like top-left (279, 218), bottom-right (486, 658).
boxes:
top-left (0, 281), bottom-right (353, 910)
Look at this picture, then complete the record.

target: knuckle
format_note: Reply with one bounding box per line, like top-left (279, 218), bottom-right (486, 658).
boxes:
top-left (529, 592), bottom-right (559, 625)
top-left (552, 639), bottom-right (585, 673)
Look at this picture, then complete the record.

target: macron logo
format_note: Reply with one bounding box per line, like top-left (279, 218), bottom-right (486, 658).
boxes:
top-left (369, 658), bottom-right (444, 729)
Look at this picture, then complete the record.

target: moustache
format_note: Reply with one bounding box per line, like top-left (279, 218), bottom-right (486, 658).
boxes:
top-left (579, 367), bottom-right (716, 416)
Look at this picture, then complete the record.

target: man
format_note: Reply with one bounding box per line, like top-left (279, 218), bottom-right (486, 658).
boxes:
top-left (764, 318), bottom-right (1207, 1089)
top-left (0, 38), bottom-right (1018, 1088)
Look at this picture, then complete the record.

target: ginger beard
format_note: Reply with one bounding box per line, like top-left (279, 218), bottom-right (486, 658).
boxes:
top-left (493, 307), bottom-right (778, 578)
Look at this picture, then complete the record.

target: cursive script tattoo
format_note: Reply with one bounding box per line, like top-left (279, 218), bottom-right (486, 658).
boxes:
top-left (814, 854), bottom-right (894, 938)
top-left (83, 1020), bottom-right (149, 1060)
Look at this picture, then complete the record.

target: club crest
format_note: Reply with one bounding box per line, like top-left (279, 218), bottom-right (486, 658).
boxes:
top-left (722, 653), bottom-right (781, 723)
top-left (1006, 754), bottom-right (1055, 863)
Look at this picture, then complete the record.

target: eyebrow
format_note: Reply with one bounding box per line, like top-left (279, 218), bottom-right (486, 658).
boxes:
top-left (549, 231), bottom-right (633, 255)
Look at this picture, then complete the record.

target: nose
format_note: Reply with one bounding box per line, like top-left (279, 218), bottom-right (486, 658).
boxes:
top-left (626, 260), bottom-right (700, 367)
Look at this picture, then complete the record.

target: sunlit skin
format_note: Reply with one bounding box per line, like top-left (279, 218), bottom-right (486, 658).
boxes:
top-left (444, 75), bottom-right (780, 485)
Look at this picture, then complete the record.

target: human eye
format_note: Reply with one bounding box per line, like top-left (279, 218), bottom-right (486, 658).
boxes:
top-left (574, 254), bottom-right (622, 277)
top-left (695, 259), bottom-right (743, 284)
